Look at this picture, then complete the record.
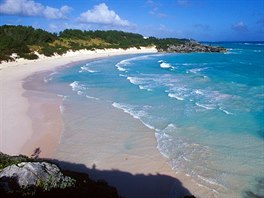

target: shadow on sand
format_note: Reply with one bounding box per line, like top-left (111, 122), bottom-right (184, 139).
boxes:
top-left (48, 158), bottom-right (194, 198)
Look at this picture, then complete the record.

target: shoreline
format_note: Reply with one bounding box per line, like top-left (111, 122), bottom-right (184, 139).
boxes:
top-left (21, 71), bottom-right (64, 157)
top-left (0, 47), bottom-right (157, 155)
top-left (0, 47), bottom-right (209, 197)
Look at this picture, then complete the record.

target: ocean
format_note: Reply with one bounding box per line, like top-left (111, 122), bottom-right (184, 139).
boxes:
top-left (45, 42), bottom-right (264, 197)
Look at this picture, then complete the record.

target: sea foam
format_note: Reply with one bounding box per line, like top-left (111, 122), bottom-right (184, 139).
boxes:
top-left (168, 93), bottom-right (184, 101)
top-left (79, 66), bottom-right (97, 73)
top-left (115, 54), bottom-right (156, 72)
top-left (195, 103), bottom-right (215, 110)
top-left (188, 67), bottom-right (208, 74)
top-left (79, 63), bottom-right (98, 73)
top-left (115, 59), bottom-right (130, 72)
top-left (112, 102), bottom-right (155, 130)
top-left (86, 95), bottom-right (99, 100)
top-left (112, 102), bottom-right (146, 120)
top-left (160, 62), bottom-right (172, 68)
top-left (127, 76), bottom-right (140, 85)
top-left (70, 81), bottom-right (86, 96)
top-left (44, 72), bottom-right (58, 83)
top-left (219, 107), bottom-right (233, 115)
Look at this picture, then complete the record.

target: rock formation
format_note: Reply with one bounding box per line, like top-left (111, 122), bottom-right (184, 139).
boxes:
top-left (158, 41), bottom-right (226, 53)
top-left (0, 162), bottom-right (75, 193)
top-left (0, 152), bottom-right (119, 197)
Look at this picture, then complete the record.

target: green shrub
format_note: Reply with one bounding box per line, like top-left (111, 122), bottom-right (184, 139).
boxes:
top-left (41, 46), bottom-right (56, 56)
top-left (0, 54), bottom-right (14, 62)
top-left (36, 175), bottom-right (76, 191)
top-left (0, 152), bottom-right (31, 170)
top-left (20, 53), bottom-right (39, 60)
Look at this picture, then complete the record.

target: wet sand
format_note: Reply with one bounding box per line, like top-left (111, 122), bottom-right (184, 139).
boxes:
top-left (21, 72), bottom-right (63, 157)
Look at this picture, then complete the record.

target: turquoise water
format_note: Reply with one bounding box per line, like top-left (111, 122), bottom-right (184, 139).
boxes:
top-left (49, 42), bottom-right (264, 197)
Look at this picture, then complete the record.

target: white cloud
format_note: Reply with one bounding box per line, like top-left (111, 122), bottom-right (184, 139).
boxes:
top-left (78, 3), bottom-right (130, 27)
top-left (43, 5), bottom-right (71, 19)
top-left (0, 0), bottom-right (42, 16)
top-left (0, 0), bottom-right (71, 19)
top-left (232, 21), bottom-right (248, 32)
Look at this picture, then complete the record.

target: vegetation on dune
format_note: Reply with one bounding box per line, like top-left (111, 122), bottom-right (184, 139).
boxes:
top-left (147, 36), bottom-right (189, 50)
top-left (0, 25), bottom-right (189, 62)
top-left (0, 25), bottom-right (225, 62)
top-left (0, 25), bottom-right (56, 61)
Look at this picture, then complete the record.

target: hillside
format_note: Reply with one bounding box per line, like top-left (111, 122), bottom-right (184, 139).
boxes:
top-left (0, 25), bottom-right (225, 62)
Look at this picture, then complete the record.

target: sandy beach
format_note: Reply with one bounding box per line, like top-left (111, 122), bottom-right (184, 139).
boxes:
top-left (0, 47), bottom-right (210, 197)
top-left (0, 47), bottom-right (157, 156)
top-left (0, 1), bottom-right (262, 197)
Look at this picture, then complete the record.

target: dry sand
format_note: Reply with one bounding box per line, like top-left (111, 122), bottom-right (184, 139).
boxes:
top-left (0, 47), bottom-right (210, 197)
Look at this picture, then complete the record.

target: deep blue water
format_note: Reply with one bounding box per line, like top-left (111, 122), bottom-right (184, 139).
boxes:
top-left (49, 42), bottom-right (264, 197)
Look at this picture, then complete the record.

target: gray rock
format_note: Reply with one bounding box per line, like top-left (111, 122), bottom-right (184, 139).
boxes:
top-left (162, 42), bottom-right (226, 53)
top-left (0, 162), bottom-right (75, 193)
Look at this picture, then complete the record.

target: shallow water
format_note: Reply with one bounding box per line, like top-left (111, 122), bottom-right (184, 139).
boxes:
top-left (47, 42), bottom-right (264, 197)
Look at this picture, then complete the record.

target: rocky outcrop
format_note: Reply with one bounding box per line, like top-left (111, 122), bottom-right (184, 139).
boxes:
top-left (158, 41), bottom-right (226, 53)
top-left (0, 152), bottom-right (119, 197)
top-left (0, 162), bottom-right (75, 193)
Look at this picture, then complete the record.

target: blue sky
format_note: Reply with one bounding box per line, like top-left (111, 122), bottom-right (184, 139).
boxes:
top-left (0, 0), bottom-right (263, 41)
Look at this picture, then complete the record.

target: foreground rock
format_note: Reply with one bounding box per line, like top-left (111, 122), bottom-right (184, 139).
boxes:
top-left (0, 152), bottom-right (119, 197)
top-left (0, 162), bottom-right (75, 193)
